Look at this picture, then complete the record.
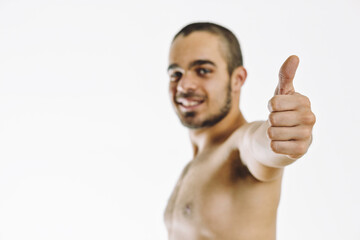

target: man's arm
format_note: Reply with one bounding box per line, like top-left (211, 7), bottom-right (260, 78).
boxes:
top-left (239, 56), bottom-right (316, 182)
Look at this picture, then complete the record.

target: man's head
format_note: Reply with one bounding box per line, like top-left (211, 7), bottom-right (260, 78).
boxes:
top-left (168, 22), bottom-right (247, 129)
top-left (172, 22), bottom-right (243, 76)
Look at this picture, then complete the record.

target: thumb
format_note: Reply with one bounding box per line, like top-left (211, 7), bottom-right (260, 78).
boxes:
top-left (275, 55), bottom-right (299, 95)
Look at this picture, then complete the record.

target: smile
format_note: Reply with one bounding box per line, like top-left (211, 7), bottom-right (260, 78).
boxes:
top-left (176, 98), bottom-right (204, 110)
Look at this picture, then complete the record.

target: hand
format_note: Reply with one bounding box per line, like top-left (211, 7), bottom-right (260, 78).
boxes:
top-left (267, 55), bottom-right (316, 159)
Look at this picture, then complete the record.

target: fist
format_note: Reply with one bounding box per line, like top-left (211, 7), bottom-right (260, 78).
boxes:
top-left (267, 56), bottom-right (316, 159)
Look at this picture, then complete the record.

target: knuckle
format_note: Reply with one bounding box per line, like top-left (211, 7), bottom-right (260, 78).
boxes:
top-left (268, 113), bottom-right (277, 125)
top-left (267, 127), bottom-right (275, 139)
top-left (269, 96), bottom-right (281, 111)
top-left (299, 127), bottom-right (311, 138)
top-left (268, 98), bottom-right (275, 111)
top-left (310, 112), bottom-right (316, 124)
top-left (270, 141), bottom-right (280, 153)
top-left (295, 142), bottom-right (308, 154)
top-left (305, 128), bottom-right (312, 138)
top-left (279, 72), bottom-right (290, 83)
top-left (301, 95), bottom-right (311, 107)
top-left (303, 112), bottom-right (316, 125)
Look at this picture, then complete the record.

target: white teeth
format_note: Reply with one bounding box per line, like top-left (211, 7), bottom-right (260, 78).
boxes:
top-left (181, 100), bottom-right (201, 107)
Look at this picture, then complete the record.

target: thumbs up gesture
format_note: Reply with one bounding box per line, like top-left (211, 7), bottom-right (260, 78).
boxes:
top-left (267, 56), bottom-right (316, 159)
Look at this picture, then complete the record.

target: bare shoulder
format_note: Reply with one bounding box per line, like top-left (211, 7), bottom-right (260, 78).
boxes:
top-left (226, 121), bottom-right (264, 150)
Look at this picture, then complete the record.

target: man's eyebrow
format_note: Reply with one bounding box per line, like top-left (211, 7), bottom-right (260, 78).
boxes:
top-left (189, 60), bottom-right (216, 69)
top-left (167, 60), bottom-right (216, 72)
top-left (167, 63), bottom-right (180, 72)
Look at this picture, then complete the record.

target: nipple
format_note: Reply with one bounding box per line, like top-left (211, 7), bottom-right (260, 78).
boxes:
top-left (183, 202), bottom-right (193, 217)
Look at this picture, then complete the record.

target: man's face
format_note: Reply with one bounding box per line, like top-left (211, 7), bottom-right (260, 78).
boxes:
top-left (168, 31), bottom-right (232, 129)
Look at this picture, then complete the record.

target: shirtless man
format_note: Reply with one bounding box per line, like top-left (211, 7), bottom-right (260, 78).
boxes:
top-left (164, 22), bottom-right (316, 240)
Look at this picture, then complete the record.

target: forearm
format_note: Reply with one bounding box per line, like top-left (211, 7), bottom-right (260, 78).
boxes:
top-left (245, 120), bottom-right (297, 168)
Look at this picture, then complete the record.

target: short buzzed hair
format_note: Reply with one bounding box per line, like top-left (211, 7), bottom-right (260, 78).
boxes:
top-left (173, 22), bottom-right (243, 75)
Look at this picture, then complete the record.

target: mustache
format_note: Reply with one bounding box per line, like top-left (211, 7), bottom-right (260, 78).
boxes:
top-left (175, 92), bottom-right (206, 100)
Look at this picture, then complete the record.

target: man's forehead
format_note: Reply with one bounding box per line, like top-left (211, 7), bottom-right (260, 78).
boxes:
top-left (169, 32), bottom-right (226, 68)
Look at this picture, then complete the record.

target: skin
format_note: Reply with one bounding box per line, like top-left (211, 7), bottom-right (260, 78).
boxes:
top-left (164, 31), bottom-right (316, 240)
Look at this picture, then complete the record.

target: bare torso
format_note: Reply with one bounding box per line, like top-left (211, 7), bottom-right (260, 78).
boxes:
top-left (164, 128), bottom-right (283, 240)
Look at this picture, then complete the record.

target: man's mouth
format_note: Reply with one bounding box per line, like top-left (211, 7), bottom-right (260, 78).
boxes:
top-left (176, 98), bottom-right (204, 109)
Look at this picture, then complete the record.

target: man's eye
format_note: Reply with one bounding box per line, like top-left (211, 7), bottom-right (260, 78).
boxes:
top-left (197, 68), bottom-right (211, 75)
top-left (170, 71), bottom-right (182, 82)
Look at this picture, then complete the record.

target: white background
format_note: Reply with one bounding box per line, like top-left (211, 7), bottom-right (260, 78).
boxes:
top-left (0, 0), bottom-right (359, 239)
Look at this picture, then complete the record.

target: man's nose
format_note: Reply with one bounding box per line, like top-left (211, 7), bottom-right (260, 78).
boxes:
top-left (177, 73), bottom-right (197, 93)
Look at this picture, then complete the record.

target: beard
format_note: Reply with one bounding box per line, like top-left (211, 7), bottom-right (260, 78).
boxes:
top-left (177, 81), bottom-right (232, 129)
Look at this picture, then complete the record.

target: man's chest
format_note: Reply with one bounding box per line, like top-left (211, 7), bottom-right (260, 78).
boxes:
top-left (164, 147), bottom-right (256, 235)
top-left (164, 145), bottom-right (283, 240)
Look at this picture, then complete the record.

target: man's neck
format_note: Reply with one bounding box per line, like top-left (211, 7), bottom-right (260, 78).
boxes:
top-left (189, 109), bottom-right (246, 157)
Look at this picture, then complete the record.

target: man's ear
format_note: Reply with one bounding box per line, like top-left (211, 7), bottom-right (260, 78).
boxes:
top-left (231, 66), bottom-right (247, 92)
